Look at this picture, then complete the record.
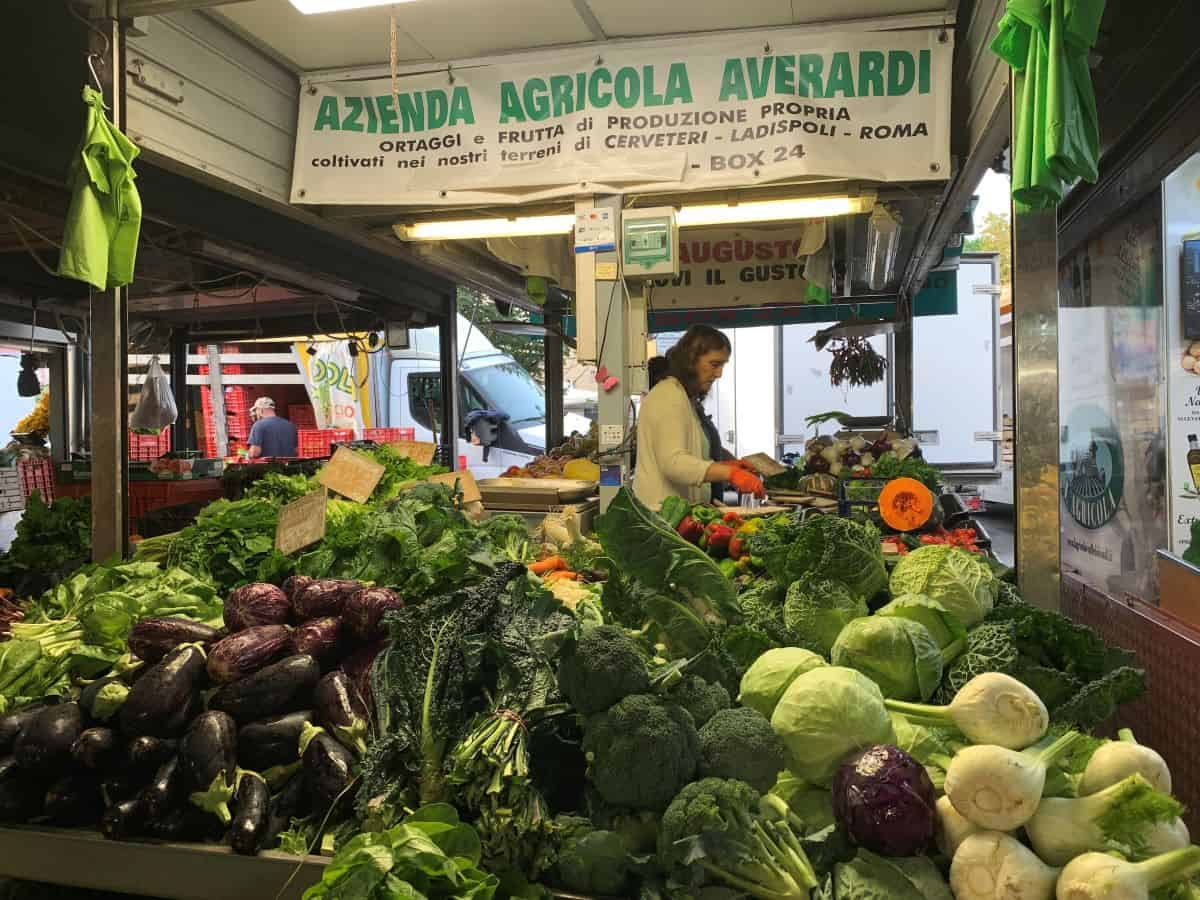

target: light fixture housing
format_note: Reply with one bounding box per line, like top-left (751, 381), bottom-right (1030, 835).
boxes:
top-left (394, 215), bottom-right (576, 242)
top-left (676, 193), bottom-right (876, 227)
top-left (863, 204), bottom-right (902, 291)
top-left (288, 0), bottom-right (413, 13)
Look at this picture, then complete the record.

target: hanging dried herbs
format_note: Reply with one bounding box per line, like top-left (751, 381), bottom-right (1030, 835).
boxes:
top-left (827, 337), bottom-right (888, 388)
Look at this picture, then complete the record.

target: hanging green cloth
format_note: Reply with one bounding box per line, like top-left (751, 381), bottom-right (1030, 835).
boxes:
top-left (57, 86), bottom-right (143, 290)
top-left (990, 0), bottom-right (1106, 208)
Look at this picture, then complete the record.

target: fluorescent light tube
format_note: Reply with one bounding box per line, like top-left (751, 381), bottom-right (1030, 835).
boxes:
top-left (395, 215), bottom-right (576, 241)
top-left (677, 194), bottom-right (875, 227)
top-left (289, 0), bottom-right (415, 13)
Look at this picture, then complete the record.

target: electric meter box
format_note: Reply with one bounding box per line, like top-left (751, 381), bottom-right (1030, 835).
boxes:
top-left (622, 208), bottom-right (679, 277)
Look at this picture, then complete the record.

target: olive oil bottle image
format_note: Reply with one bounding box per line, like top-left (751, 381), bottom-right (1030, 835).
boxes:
top-left (1189, 434), bottom-right (1200, 491)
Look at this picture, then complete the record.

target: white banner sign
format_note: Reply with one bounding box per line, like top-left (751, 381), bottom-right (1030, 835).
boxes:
top-left (292, 27), bottom-right (952, 206)
top-left (295, 342), bottom-right (364, 435)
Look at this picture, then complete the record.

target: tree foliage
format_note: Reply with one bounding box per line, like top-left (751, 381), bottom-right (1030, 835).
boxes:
top-left (964, 211), bottom-right (1012, 284)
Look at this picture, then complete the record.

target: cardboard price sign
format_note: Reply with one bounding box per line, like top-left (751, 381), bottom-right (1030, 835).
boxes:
top-left (275, 488), bottom-right (328, 555)
top-left (318, 446), bottom-right (385, 503)
top-left (427, 470), bottom-right (482, 504)
top-left (388, 439), bottom-right (437, 466)
top-left (743, 453), bottom-right (788, 477)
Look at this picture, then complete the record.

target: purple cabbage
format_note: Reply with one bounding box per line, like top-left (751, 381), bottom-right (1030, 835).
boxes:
top-left (206, 625), bottom-right (291, 685)
top-left (342, 588), bottom-right (404, 642)
top-left (832, 744), bottom-right (936, 857)
top-left (224, 584), bottom-right (290, 632)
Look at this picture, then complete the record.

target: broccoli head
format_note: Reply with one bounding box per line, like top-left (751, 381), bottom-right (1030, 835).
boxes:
top-left (669, 674), bottom-right (731, 728)
top-left (658, 776), bottom-right (818, 900)
top-left (583, 693), bottom-right (700, 812)
top-left (549, 815), bottom-right (632, 896)
top-left (698, 707), bottom-right (788, 793)
top-left (558, 624), bottom-right (650, 716)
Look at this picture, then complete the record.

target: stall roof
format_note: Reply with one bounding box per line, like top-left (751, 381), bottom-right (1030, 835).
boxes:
top-left (215, 0), bottom-right (957, 72)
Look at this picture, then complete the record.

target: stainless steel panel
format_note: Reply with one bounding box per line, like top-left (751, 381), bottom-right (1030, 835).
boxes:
top-left (1012, 200), bottom-right (1061, 609)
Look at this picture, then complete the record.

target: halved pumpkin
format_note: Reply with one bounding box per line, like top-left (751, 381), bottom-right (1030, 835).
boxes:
top-left (878, 477), bottom-right (936, 532)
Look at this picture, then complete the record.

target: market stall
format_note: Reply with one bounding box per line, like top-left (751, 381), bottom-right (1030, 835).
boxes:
top-left (4, 0), bottom-right (1195, 898)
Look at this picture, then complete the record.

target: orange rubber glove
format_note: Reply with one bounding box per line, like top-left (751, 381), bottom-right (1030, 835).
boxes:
top-left (729, 467), bottom-right (766, 498)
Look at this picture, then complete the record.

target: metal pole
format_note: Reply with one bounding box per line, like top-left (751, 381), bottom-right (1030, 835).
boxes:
top-left (205, 345), bottom-right (228, 457)
top-left (893, 322), bottom-right (913, 432)
top-left (170, 329), bottom-right (191, 452)
top-left (1010, 82), bottom-right (1061, 609)
top-left (543, 302), bottom-right (564, 450)
top-left (90, 2), bottom-right (128, 559)
top-left (592, 196), bottom-right (626, 511)
top-left (438, 294), bottom-right (460, 470)
top-left (48, 350), bottom-right (69, 464)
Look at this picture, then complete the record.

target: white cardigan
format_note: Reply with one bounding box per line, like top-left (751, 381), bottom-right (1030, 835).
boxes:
top-left (633, 376), bottom-right (712, 508)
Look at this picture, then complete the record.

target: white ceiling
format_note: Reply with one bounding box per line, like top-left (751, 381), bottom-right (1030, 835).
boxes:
top-left (214, 0), bottom-right (951, 72)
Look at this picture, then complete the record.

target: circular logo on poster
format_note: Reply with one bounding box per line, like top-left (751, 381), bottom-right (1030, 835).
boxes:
top-left (1060, 404), bottom-right (1125, 530)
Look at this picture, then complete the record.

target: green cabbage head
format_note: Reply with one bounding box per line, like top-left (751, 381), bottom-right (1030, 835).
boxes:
top-left (770, 665), bottom-right (894, 784)
top-left (766, 515), bottom-right (888, 599)
top-left (782, 575), bottom-right (868, 657)
top-left (888, 544), bottom-right (998, 628)
top-left (738, 646), bottom-right (827, 719)
top-left (875, 593), bottom-right (966, 652)
top-left (830, 616), bottom-right (945, 701)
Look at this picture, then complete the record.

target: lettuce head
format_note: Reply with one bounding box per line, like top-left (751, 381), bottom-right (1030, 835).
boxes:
top-left (888, 545), bottom-right (998, 628)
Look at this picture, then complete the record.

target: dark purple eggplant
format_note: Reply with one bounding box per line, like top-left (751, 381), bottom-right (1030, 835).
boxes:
top-left (128, 617), bottom-right (220, 663)
top-left (340, 640), bottom-right (388, 713)
top-left (120, 644), bottom-right (206, 737)
top-left (13, 702), bottom-right (82, 774)
top-left (101, 774), bottom-right (144, 807)
top-left (180, 711), bottom-right (238, 824)
top-left (230, 771), bottom-right (270, 855)
top-left (72, 727), bottom-right (119, 770)
top-left (206, 624), bottom-right (291, 684)
top-left (209, 655), bottom-right (320, 723)
top-left (44, 773), bottom-right (103, 825)
top-left (140, 755), bottom-right (183, 820)
top-left (145, 804), bottom-right (226, 842)
top-left (289, 616), bottom-right (342, 662)
top-left (125, 735), bottom-right (178, 774)
top-left (302, 731), bottom-right (356, 818)
top-left (292, 579), bottom-right (360, 620)
top-left (264, 773), bottom-right (309, 849)
top-left (0, 703), bottom-right (46, 754)
top-left (238, 709), bottom-right (313, 771)
top-left (101, 796), bottom-right (147, 840)
top-left (282, 575), bottom-right (314, 602)
top-left (343, 587), bottom-right (404, 642)
top-left (313, 671), bottom-right (369, 755)
top-left (224, 584), bottom-right (291, 632)
top-left (0, 756), bottom-right (45, 823)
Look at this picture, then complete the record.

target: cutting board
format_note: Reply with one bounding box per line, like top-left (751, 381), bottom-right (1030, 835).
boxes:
top-left (477, 477), bottom-right (597, 508)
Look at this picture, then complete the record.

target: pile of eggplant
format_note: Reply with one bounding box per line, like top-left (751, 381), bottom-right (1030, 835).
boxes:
top-left (0, 577), bottom-right (400, 855)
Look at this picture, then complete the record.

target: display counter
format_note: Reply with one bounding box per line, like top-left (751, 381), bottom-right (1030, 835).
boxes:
top-left (0, 826), bottom-right (327, 899)
top-left (1157, 550), bottom-right (1200, 632)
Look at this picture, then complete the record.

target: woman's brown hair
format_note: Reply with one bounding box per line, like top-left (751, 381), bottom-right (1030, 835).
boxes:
top-left (666, 325), bottom-right (731, 398)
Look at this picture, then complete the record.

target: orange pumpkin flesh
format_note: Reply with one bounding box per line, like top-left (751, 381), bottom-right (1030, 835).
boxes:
top-left (878, 477), bottom-right (935, 532)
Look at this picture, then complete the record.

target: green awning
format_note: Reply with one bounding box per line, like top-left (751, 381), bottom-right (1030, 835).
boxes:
top-left (991, 0), bottom-right (1106, 209)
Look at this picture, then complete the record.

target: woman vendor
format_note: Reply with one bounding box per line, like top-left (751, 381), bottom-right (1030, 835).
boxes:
top-left (633, 325), bottom-right (766, 508)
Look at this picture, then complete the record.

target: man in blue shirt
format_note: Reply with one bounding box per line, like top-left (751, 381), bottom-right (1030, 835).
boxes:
top-left (246, 396), bottom-right (298, 458)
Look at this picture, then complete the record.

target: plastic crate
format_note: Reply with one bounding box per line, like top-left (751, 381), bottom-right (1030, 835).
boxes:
top-left (363, 427), bottom-right (417, 444)
top-left (288, 405), bottom-right (317, 429)
top-left (17, 458), bottom-right (55, 503)
top-left (129, 430), bottom-right (171, 461)
top-left (0, 468), bottom-right (24, 513)
top-left (298, 429), bottom-right (354, 458)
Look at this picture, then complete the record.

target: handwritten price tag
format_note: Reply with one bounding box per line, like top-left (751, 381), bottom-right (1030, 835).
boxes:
top-left (318, 446), bottom-right (386, 504)
top-left (275, 488), bottom-right (328, 555)
top-left (427, 470), bottom-right (482, 504)
top-left (387, 439), bottom-right (437, 465)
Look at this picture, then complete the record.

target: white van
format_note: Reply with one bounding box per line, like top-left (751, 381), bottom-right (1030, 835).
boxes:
top-left (383, 315), bottom-right (592, 477)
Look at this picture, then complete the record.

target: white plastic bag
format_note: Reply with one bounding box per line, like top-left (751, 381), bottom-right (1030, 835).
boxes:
top-left (129, 357), bottom-right (178, 434)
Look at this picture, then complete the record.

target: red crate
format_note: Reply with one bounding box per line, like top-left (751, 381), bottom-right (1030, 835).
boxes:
top-left (363, 427), bottom-right (417, 444)
top-left (298, 429), bottom-right (354, 458)
top-left (129, 430), bottom-right (171, 461)
top-left (288, 405), bottom-right (317, 429)
top-left (17, 458), bottom-right (55, 503)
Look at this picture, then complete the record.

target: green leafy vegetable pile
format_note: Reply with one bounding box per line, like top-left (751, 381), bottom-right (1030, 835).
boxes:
top-left (0, 493), bottom-right (91, 597)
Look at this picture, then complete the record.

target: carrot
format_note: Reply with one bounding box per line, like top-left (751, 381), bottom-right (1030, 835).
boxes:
top-left (529, 556), bottom-right (567, 575)
top-left (543, 570), bottom-right (581, 583)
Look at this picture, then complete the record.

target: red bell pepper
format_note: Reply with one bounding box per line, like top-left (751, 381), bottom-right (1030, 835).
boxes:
top-left (676, 515), bottom-right (705, 544)
top-left (722, 510), bottom-right (743, 525)
top-left (728, 533), bottom-right (749, 561)
top-left (703, 522), bottom-right (735, 557)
